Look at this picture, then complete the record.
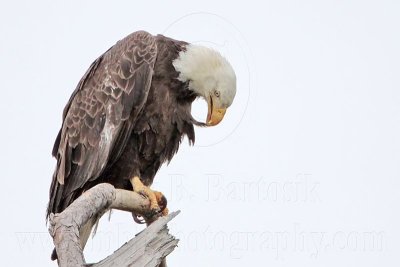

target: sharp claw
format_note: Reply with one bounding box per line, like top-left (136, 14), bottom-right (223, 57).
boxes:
top-left (153, 207), bottom-right (161, 214)
top-left (132, 213), bottom-right (146, 224)
top-left (144, 208), bottom-right (160, 219)
top-left (161, 207), bottom-right (169, 216)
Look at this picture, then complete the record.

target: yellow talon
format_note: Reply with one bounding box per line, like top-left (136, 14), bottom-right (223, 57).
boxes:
top-left (161, 207), bottom-right (169, 216)
top-left (154, 191), bottom-right (168, 216)
top-left (130, 176), bottom-right (160, 212)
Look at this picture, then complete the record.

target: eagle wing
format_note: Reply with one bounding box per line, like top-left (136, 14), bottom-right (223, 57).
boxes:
top-left (47, 31), bottom-right (157, 217)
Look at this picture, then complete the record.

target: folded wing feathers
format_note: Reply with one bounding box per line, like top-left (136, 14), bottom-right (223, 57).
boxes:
top-left (47, 31), bottom-right (157, 218)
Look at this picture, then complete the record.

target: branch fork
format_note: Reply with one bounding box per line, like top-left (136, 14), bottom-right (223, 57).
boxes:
top-left (48, 183), bottom-right (179, 267)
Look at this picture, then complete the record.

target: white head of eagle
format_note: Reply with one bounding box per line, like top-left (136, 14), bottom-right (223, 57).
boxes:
top-left (172, 44), bottom-right (237, 126)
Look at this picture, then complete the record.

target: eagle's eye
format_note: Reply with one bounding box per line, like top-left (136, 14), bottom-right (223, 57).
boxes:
top-left (214, 90), bottom-right (220, 98)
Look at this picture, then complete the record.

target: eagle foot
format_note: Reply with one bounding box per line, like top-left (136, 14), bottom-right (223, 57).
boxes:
top-left (130, 176), bottom-right (168, 223)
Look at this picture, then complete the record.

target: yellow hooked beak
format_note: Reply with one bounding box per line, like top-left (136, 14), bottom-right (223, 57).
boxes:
top-left (206, 96), bottom-right (227, 126)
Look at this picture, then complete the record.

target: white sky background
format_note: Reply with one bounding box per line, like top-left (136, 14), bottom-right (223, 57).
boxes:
top-left (1, 0), bottom-right (399, 266)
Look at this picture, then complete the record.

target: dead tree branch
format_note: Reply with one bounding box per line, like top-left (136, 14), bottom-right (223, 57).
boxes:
top-left (48, 183), bottom-right (179, 267)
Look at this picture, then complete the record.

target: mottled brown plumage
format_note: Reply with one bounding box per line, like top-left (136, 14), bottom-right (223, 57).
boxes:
top-left (47, 31), bottom-right (201, 219)
top-left (47, 30), bottom-right (237, 262)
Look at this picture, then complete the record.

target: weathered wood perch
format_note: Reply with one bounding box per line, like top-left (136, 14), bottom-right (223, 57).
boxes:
top-left (48, 183), bottom-right (179, 267)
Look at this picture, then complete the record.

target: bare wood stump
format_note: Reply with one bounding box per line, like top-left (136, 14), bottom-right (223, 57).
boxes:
top-left (48, 183), bottom-right (179, 267)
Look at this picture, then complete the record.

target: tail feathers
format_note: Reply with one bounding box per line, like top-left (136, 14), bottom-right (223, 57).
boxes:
top-left (50, 248), bottom-right (58, 261)
top-left (158, 258), bottom-right (167, 267)
top-left (80, 217), bottom-right (98, 251)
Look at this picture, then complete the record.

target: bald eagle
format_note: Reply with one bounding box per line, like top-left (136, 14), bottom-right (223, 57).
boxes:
top-left (47, 31), bottom-right (236, 259)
